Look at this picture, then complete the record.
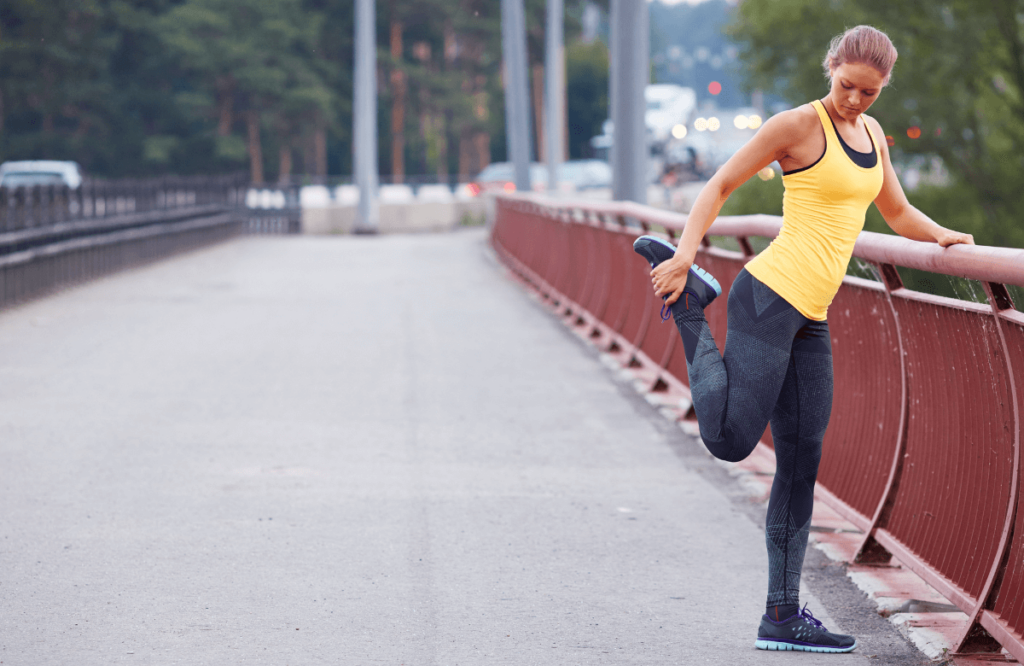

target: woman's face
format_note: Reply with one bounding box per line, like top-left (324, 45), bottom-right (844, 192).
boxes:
top-left (828, 62), bottom-right (886, 120)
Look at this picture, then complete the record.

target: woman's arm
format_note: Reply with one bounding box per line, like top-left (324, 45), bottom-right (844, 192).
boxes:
top-left (653, 110), bottom-right (803, 305)
top-left (866, 117), bottom-right (974, 247)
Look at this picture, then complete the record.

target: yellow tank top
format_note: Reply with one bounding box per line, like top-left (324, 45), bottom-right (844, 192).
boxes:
top-left (745, 100), bottom-right (883, 321)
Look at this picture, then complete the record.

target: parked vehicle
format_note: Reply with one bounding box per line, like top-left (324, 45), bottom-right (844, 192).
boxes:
top-left (645, 84), bottom-right (697, 143)
top-left (0, 160), bottom-right (83, 189)
top-left (468, 159), bottom-right (612, 195)
top-left (557, 159), bottom-right (612, 191)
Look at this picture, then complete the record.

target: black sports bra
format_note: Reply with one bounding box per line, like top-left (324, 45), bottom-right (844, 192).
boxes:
top-left (827, 113), bottom-right (877, 168)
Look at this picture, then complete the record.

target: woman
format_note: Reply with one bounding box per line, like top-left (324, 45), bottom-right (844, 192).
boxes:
top-left (633, 26), bottom-right (973, 653)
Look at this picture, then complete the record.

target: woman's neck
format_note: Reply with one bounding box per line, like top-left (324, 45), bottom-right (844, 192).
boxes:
top-left (821, 97), bottom-right (860, 129)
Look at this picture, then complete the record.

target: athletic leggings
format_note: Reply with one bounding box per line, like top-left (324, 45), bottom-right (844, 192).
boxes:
top-left (672, 268), bottom-right (833, 607)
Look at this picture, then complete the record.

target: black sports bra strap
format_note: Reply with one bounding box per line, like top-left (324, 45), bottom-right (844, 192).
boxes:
top-left (826, 112), bottom-right (877, 169)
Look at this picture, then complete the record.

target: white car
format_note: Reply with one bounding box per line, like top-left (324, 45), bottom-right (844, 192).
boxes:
top-left (0, 160), bottom-right (83, 189)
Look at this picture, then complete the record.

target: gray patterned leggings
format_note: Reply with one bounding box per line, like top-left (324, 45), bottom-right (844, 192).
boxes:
top-left (672, 268), bottom-right (833, 607)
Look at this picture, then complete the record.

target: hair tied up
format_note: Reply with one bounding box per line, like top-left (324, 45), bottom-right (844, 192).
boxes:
top-left (823, 25), bottom-right (898, 86)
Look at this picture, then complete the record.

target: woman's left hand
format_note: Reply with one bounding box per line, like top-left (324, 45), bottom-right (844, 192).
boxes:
top-left (937, 230), bottom-right (974, 247)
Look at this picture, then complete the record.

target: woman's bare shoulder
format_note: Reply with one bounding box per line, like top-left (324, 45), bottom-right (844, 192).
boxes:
top-left (756, 104), bottom-right (821, 156)
top-left (763, 103), bottom-right (820, 132)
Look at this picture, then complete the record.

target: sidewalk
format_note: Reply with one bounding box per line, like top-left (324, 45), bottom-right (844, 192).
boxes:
top-left (0, 230), bottom-right (926, 664)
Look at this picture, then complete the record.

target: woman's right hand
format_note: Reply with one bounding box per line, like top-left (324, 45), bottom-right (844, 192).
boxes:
top-left (651, 255), bottom-right (693, 306)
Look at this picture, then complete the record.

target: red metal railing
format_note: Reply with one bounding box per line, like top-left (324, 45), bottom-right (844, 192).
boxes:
top-left (491, 193), bottom-right (1024, 660)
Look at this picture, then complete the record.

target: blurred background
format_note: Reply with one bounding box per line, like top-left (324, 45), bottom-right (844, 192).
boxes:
top-left (1, 0), bottom-right (1021, 247)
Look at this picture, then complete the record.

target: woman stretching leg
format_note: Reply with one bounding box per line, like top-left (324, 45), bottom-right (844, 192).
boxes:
top-left (634, 25), bottom-right (974, 653)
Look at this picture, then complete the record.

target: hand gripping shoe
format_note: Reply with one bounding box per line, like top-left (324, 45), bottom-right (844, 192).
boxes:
top-left (755, 605), bottom-right (857, 653)
top-left (632, 235), bottom-right (722, 310)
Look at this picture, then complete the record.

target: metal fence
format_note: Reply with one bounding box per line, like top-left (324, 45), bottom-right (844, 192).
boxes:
top-left (0, 174), bottom-right (301, 310)
top-left (491, 193), bottom-right (1024, 662)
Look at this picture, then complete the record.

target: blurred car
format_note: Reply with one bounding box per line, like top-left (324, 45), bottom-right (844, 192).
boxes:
top-left (466, 162), bottom-right (543, 196)
top-left (0, 160), bottom-right (82, 189)
top-left (557, 159), bottom-right (612, 191)
top-left (467, 160), bottom-right (611, 195)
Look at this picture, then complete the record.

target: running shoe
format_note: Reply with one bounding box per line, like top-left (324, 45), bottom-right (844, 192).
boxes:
top-left (755, 605), bottom-right (857, 653)
top-left (632, 235), bottom-right (722, 309)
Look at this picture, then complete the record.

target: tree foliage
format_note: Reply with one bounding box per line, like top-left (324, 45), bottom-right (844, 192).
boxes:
top-left (728, 0), bottom-right (1024, 248)
top-left (0, 0), bottom-right (596, 182)
top-left (566, 39), bottom-right (608, 159)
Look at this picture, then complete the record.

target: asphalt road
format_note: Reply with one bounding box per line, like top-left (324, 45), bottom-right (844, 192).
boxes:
top-left (0, 230), bottom-right (927, 665)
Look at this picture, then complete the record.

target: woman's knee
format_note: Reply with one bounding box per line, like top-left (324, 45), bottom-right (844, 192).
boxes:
top-left (703, 433), bottom-right (760, 463)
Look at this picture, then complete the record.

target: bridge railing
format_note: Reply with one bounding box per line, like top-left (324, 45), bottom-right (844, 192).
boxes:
top-left (490, 193), bottom-right (1024, 661)
top-left (0, 175), bottom-right (300, 309)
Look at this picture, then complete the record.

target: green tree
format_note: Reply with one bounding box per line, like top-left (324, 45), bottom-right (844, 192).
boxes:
top-left (729, 0), bottom-right (1024, 248)
top-left (159, 0), bottom-right (334, 183)
top-left (0, 1), bottom-right (117, 170)
top-left (566, 39), bottom-right (608, 158)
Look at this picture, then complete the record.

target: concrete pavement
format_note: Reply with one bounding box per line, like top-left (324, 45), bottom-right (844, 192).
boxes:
top-left (0, 230), bottom-right (926, 664)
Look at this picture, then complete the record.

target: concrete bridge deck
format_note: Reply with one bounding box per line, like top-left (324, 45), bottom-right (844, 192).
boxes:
top-left (0, 230), bottom-right (926, 664)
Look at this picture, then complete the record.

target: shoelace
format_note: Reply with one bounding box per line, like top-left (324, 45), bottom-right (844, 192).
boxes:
top-left (661, 292), bottom-right (695, 322)
top-left (800, 604), bottom-right (825, 629)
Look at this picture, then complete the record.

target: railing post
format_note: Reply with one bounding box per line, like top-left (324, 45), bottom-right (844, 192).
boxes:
top-left (95, 180), bottom-right (106, 218)
top-left (854, 262), bottom-right (908, 564)
top-left (31, 185), bottom-right (43, 228)
top-left (55, 184), bottom-right (68, 223)
top-left (955, 282), bottom-right (1021, 655)
top-left (738, 236), bottom-right (755, 257)
top-left (0, 185), bottom-right (8, 232)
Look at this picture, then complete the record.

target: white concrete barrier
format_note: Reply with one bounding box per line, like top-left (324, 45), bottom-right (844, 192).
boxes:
top-left (302, 198), bottom-right (487, 235)
top-left (379, 184), bottom-right (415, 203)
top-left (416, 184), bottom-right (454, 202)
top-left (335, 185), bottom-right (359, 205)
top-left (300, 185), bottom-right (332, 208)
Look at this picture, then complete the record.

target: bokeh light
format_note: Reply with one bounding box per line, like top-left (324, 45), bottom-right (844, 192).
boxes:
top-left (747, 115), bottom-right (763, 129)
top-left (907, 126), bottom-right (922, 139)
top-left (672, 124), bottom-right (688, 139)
top-left (708, 117), bottom-right (721, 131)
top-left (886, 135), bottom-right (895, 147)
top-left (694, 117), bottom-right (708, 131)
top-left (733, 115), bottom-right (749, 129)
top-left (708, 81), bottom-right (722, 95)
top-left (503, 182), bottom-right (516, 192)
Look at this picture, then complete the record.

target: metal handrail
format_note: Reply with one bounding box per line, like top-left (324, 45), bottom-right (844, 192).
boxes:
top-left (506, 193), bottom-right (1024, 288)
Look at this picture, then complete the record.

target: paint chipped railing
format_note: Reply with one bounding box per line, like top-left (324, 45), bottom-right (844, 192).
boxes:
top-left (490, 193), bottom-right (1024, 661)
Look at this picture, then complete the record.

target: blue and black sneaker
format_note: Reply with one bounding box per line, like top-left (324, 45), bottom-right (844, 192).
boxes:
top-left (755, 605), bottom-right (857, 653)
top-left (632, 235), bottom-right (722, 311)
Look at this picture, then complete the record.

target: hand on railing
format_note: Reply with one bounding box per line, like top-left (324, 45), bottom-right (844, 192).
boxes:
top-left (937, 229), bottom-right (974, 247)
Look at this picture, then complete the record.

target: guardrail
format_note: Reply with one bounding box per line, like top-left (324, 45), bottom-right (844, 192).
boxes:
top-left (244, 185), bottom-right (302, 233)
top-left (491, 193), bottom-right (1024, 661)
top-left (0, 175), bottom-right (300, 310)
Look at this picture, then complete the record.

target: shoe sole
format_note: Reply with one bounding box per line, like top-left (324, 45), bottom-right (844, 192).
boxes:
top-left (755, 639), bottom-right (857, 653)
top-left (632, 235), bottom-right (677, 268)
top-left (688, 264), bottom-right (722, 300)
